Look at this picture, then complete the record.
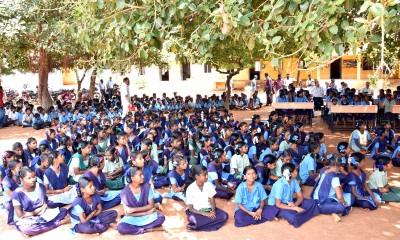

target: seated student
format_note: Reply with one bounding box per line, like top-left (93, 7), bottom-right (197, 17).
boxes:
top-left (259, 137), bottom-right (279, 162)
top-left (82, 155), bottom-right (121, 210)
top-left (9, 167), bottom-right (69, 236)
top-left (336, 142), bottom-right (351, 183)
top-left (343, 152), bottom-right (381, 210)
top-left (117, 166), bottom-right (165, 235)
top-left (207, 148), bottom-right (237, 200)
top-left (22, 108), bottom-right (34, 128)
top-left (68, 177), bottom-right (117, 234)
top-left (2, 160), bottom-right (22, 219)
top-left (23, 137), bottom-right (38, 167)
top-left (369, 156), bottom-right (400, 203)
top-left (349, 121), bottom-right (371, 154)
top-left (370, 128), bottom-right (392, 160)
top-left (0, 151), bottom-right (17, 185)
top-left (268, 163), bottom-right (320, 228)
top-left (166, 156), bottom-right (189, 202)
top-left (392, 140), bottom-right (400, 167)
top-left (299, 141), bottom-right (320, 186)
top-left (185, 165), bottom-right (229, 231)
top-left (272, 150), bottom-right (292, 178)
top-left (311, 154), bottom-right (354, 222)
top-left (230, 141), bottom-right (250, 179)
top-left (32, 113), bottom-right (51, 130)
top-left (234, 166), bottom-right (279, 227)
top-left (115, 133), bottom-right (132, 167)
top-left (255, 154), bottom-right (279, 193)
top-left (30, 144), bottom-right (50, 170)
top-left (68, 141), bottom-right (91, 184)
top-left (279, 130), bottom-right (291, 152)
top-left (34, 154), bottom-right (50, 184)
top-left (40, 129), bottom-right (59, 152)
top-left (58, 135), bottom-right (74, 164)
top-left (43, 151), bottom-right (77, 208)
top-left (103, 145), bottom-right (124, 189)
top-left (287, 133), bottom-right (304, 167)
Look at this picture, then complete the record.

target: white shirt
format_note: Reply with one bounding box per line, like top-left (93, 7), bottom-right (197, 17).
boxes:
top-left (186, 181), bottom-right (216, 210)
top-left (102, 157), bottom-right (123, 174)
top-left (283, 78), bottom-right (292, 87)
top-left (309, 86), bottom-right (325, 97)
top-left (68, 157), bottom-right (89, 182)
top-left (230, 154), bottom-right (250, 175)
top-left (22, 113), bottom-right (33, 123)
top-left (306, 79), bottom-right (315, 87)
top-left (120, 83), bottom-right (130, 105)
top-left (8, 111), bottom-right (18, 120)
top-left (359, 87), bottom-right (374, 96)
top-left (98, 82), bottom-right (105, 90)
top-left (107, 81), bottom-right (113, 89)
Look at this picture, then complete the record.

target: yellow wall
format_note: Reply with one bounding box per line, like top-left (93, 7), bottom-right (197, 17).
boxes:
top-left (62, 68), bottom-right (77, 85)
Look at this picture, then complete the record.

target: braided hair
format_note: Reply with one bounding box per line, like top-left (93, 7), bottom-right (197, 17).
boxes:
top-left (76, 177), bottom-right (92, 198)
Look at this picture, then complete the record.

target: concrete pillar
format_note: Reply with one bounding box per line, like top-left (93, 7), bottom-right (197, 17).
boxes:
top-left (316, 68), bottom-right (321, 80)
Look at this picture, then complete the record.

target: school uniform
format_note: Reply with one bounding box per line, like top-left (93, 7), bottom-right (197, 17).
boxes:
top-left (349, 130), bottom-right (370, 152)
top-left (2, 175), bottom-right (19, 219)
top-left (117, 183), bottom-right (165, 235)
top-left (369, 170), bottom-right (400, 202)
top-left (69, 192), bottom-right (118, 234)
top-left (392, 145), bottom-right (400, 167)
top-left (40, 139), bottom-right (59, 152)
top-left (343, 170), bottom-right (380, 210)
top-left (116, 146), bottom-right (130, 167)
top-left (102, 157), bottom-right (124, 189)
top-left (299, 154), bottom-right (317, 186)
top-left (44, 165), bottom-right (77, 208)
top-left (67, 153), bottom-right (89, 183)
top-left (166, 167), bottom-right (190, 201)
top-left (370, 137), bottom-right (390, 160)
top-left (185, 181), bottom-right (229, 231)
top-left (268, 177), bottom-right (320, 228)
top-left (288, 147), bottom-right (304, 166)
top-left (230, 154), bottom-right (250, 178)
top-left (207, 162), bottom-right (239, 199)
top-left (311, 169), bottom-right (353, 216)
top-left (234, 181), bottom-right (279, 227)
top-left (9, 183), bottom-right (68, 236)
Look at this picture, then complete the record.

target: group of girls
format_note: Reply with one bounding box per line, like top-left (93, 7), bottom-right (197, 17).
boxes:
top-left (2, 107), bottom-right (400, 237)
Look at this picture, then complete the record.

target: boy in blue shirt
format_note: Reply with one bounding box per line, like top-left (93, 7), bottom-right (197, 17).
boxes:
top-left (33, 113), bottom-right (51, 130)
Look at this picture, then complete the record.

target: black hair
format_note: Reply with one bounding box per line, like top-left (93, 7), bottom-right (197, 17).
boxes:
top-left (46, 129), bottom-right (56, 141)
top-left (350, 152), bottom-right (365, 169)
top-left (266, 137), bottom-right (278, 148)
top-left (38, 153), bottom-right (49, 166)
top-left (60, 135), bottom-right (71, 146)
top-left (18, 166), bottom-right (34, 185)
top-left (6, 160), bottom-right (21, 178)
top-left (212, 148), bottom-right (224, 163)
top-left (238, 122), bottom-right (248, 130)
top-left (375, 127), bottom-right (385, 137)
top-left (313, 132), bottom-right (324, 143)
top-left (125, 166), bottom-right (142, 184)
top-left (263, 154), bottom-right (277, 183)
top-left (281, 163), bottom-right (296, 180)
top-left (230, 133), bottom-right (240, 145)
top-left (242, 165), bottom-right (258, 182)
top-left (307, 141), bottom-right (320, 158)
top-left (356, 120), bottom-right (365, 130)
top-left (289, 133), bottom-right (300, 144)
top-left (279, 149), bottom-right (292, 159)
top-left (88, 154), bottom-right (102, 168)
top-left (200, 135), bottom-right (211, 148)
top-left (375, 156), bottom-right (391, 172)
top-left (12, 142), bottom-right (23, 151)
top-left (26, 137), bottom-right (37, 151)
top-left (184, 164), bottom-right (207, 192)
top-left (327, 154), bottom-right (342, 167)
top-left (142, 138), bottom-right (153, 149)
top-left (172, 155), bottom-right (186, 169)
top-left (76, 177), bottom-right (92, 197)
top-left (295, 122), bottom-right (304, 132)
top-left (77, 141), bottom-right (90, 154)
top-left (114, 133), bottom-right (126, 146)
top-left (2, 151), bottom-right (16, 166)
top-left (48, 151), bottom-right (62, 165)
top-left (87, 134), bottom-right (98, 145)
top-left (336, 142), bottom-right (349, 154)
top-left (234, 141), bottom-right (247, 155)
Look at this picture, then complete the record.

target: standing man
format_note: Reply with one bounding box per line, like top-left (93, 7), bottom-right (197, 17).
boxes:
top-left (283, 74), bottom-right (292, 89)
top-left (98, 79), bottom-right (106, 102)
top-left (264, 73), bottom-right (274, 106)
top-left (306, 74), bottom-right (315, 88)
top-left (359, 81), bottom-right (374, 100)
top-left (0, 86), bottom-right (5, 128)
top-left (310, 80), bottom-right (324, 111)
top-left (107, 77), bottom-right (113, 99)
top-left (251, 75), bottom-right (257, 93)
top-left (120, 77), bottom-right (131, 118)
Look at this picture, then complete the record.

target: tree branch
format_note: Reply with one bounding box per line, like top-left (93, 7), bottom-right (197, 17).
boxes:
top-left (25, 34), bottom-right (39, 42)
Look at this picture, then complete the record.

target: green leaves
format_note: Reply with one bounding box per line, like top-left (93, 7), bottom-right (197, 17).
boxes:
top-left (329, 26), bottom-right (338, 34)
top-left (116, 0), bottom-right (125, 10)
top-left (299, 2), bottom-right (309, 12)
top-left (274, 0), bottom-right (285, 9)
top-left (272, 36), bottom-right (281, 44)
top-left (368, 3), bottom-right (385, 17)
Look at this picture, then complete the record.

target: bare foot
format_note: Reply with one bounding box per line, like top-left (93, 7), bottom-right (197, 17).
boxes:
top-left (109, 222), bottom-right (118, 230)
top-left (363, 208), bottom-right (370, 211)
top-left (148, 226), bottom-right (165, 232)
top-left (22, 233), bottom-right (30, 238)
top-left (61, 216), bottom-right (71, 225)
top-left (331, 213), bottom-right (341, 222)
top-left (155, 203), bottom-right (163, 211)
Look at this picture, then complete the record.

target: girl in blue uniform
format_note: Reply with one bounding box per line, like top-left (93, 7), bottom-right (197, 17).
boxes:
top-left (336, 141), bottom-right (351, 182)
top-left (40, 129), bottom-right (58, 151)
top-left (299, 141), bottom-right (320, 186)
top-left (234, 166), bottom-right (279, 227)
top-left (23, 137), bottom-right (37, 168)
top-left (255, 154), bottom-right (278, 193)
top-left (288, 133), bottom-right (304, 166)
top-left (268, 163), bottom-right (320, 228)
top-left (311, 154), bottom-right (354, 222)
top-left (370, 128), bottom-right (392, 160)
top-left (166, 156), bottom-right (189, 201)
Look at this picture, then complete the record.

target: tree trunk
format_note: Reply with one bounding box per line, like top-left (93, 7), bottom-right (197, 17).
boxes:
top-left (224, 74), bottom-right (234, 110)
top-left (296, 61), bottom-right (301, 87)
top-left (75, 68), bottom-right (89, 101)
top-left (77, 80), bottom-right (82, 101)
top-left (89, 69), bottom-right (97, 99)
top-left (38, 49), bottom-right (52, 109)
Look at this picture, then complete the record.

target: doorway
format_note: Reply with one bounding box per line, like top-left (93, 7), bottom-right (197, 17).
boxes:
top-left (330, 58), bottom-right (342, 79)
top-left (249, 61), bottom-right (261, 80)
top-left (182, 63), bottom-right (191, 81)
top-left (161, 64), bottom-right (169, 81)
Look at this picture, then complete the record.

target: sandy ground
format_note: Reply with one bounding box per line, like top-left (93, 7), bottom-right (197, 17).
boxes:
top-left (0, 104), bottom-right (400, 240)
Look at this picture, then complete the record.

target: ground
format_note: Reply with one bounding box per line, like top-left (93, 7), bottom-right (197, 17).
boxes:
top-left (0, 89), bottom-right (400, 240)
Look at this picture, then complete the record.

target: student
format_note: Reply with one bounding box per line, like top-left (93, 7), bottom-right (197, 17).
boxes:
top-left (207, 148), bottom-right (237, 199)
top-left (279, 130), bottom-right (291, 152)
top-left (32, 113), bottom-right (51, 130)
top-left (44, 151), bottom-right (77, 208)
top-left (0, 151), bottom-right (16, 184)
top-left (23, 137), bottom-right (38, 167)
top-left (369, 156), bottom-right (400, 203)
top-left (13, 142), bottom-right (28, 167)
top-left (314, 132), bottom-right (327, 162)
top-left (392, 140), bottom-right (400, 167)
top-left (287, 133), bottom-right (304, 166)
top-left (259, 137), bottom-right (279, 163)
top-left (68, 141), bottom-right (91, 184)
top-left (58, 135), bottom-right (74, 164)
top-left (311, 154), bottom-right (354, 222)
top-left (268, 163), bottom-right (320, 228)
top-left (230, 141), bottom-right (250, 179)
top-left (9, 167), bottom-right (69, 236)
top-left (343, 152), bottom-right (381, 210)
top-left (2, 160), bottom-right (22, 221)
top-left (30, 144), bottom-right (50, 169)
top-left (34, 154), bottom-right (50, 184)
top-left (185, 165), bottom-right (229, 231)
top-left (349, 120), bottom-right (371, 154)
top-left (82, 155), bottom-right (121, 210)
top-left (117, 166), bottom-right (165, 235)
top-left (234, 166), bottom-right (279, 227)
top-left (103, 145), bottom-right (124, 189)
top-left (22, 108), bottom-right (33, 128)
top-left (299, 141), bottom-right (320, 186)
top-left (114, 133), bottom-right (132, 167)
top-left (40, 129), bottom-right (59, 151)
top-left (255, 154), bottom-right (279, 192)
top-left (273, 150), bottom-right (292, 178)
top-left (69, 177), bottom-right (118, 234)
top-left (336, 141), bottom-right (351, 182)
top-left (370, 128), bottom-right (392, 160)
top-left (166, 156), bottom-right (189, 201)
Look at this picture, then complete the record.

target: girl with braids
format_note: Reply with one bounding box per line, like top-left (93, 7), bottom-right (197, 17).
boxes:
top-left (44, 151), bottom-right (77, 208)
top-left (249, 114), bottom-right (263, 134)
top-left (87, 133), bottom-right (99, 155)
top-left (185, 165), bottom-right (229, 231)
top-left (82, 155), bottom-right (122, 210)
top-left (166, 156), bottom-right (189, 202)
top-left (55, 123), bottom-right (69, 144)
top-left (216, 126), bottom-right (233, 149)
top-left (272, 150), bottom-right (293, 178)
top-left (34, 154), bottom-right (50, 184)
top-left (126, 124), bottom-right (140, 151)
top-left (162, 136), bottom-right (181, 167)
top-left (117, 167), bottom-right (165, 235)
top-left (255, 154), bottom-right (279, 192)
top-left (259, 137), bottom-right (280, 163)
top-left (370, 128), bottom-right (392, 160)
top-left (0, 151), bottom-right (16, 183)
top-left (103, 145), bottom-right (124, 190)
top-left (225, 133), bottom-right (240, 162)
top-left (69, 177), bottom-right (117, 234)
top-left (207, 148), bottom-right (237, 199)
top-left (13, 142), bottom-right (27, 167)
top-left (287, 133), bottom-right (304, 167)
top-left (58, 135), bottom-right (74, 164)
top-left (115, 133), bottom-right (132, 167)
top-left (40, 129), bottom-right (59, 151)
top-left (299, 141), bottom-right (321, 186)
top-left (229, 141), bottom-right (250, 179)
top-left (279, 130), bottom-right (291, 151)
top-left (198, 135), bottom-right (211, 163)
top-left (369, 156), bottom-right (400, 203)
top-left (234, 166), bottom-right (279, 227)
top-left (23, 137), bottom-right (38, 168)
top-left (349, 120), bottom-right (371, 154)
top-left (343, 152), bottom-right (381, 210)
top-left (95, 127), bottom-right (110, 155)
top-left (2, 160), bottom-right (22, 217)
top-left (9, 167), bottom-right (69, 236)
top-left (268, 163), bottom-right (320, 228)
top-left (311, 154), bottom-right (354, 222)
top-left (68, 141), bottom-right (91, 184)
top-left (336, 141), bottom-right (351, 182)
top-left (30, 144), bottom-right (50, 169)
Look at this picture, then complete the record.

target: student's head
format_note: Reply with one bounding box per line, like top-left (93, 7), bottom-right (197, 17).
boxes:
top-left (38, 154), bottom-right (50, 168)
top-left (125, 166), bottom-right (143, 184)
top-left (18, 166), bottom-right (36, 187)
top-left (172, 156), bottom-right (187, 170)
top-left (115, 133), bottom-right (127, 146)
top-left (336, 142), bottom-right (350, 155)
top-left (45, 129), bottom-right (56, 140)
top-left (295, 122), bottom-right (304, 132)
top-left (37, 144), bottom-right (50, 155)
top-left (77, 141), bottom-right (91, 155)
top-left (60, 135), bottom-right (72, 147)
top-left (326, 154), bottom-right (342, 173)
top-left (48, 151), bottom-right (64, 165)
top-left (57, 123), bottom-right (69, 134)
top-left (169, 136), bottom-right (181, 148)
top-left (313, 132), bottom-right (324, 143)
top-left (235, 141), bottom-right (248, 155)
top-left (200, 135), bottom-right (211, 148)
top-left (5, 160), bottom-right (22, 178)
top-left (242, 165), bottom-right (258, 182)
top-left (307, 141), bottom-right (320, 156)
top-left (263, 154), bottom-right (277, 170)
top-left (281, 163), bottom-right (297, 181)
top-left (141, 138), bottom-right (153, 151)
top-left (289, 133), bottom-right (300, 144)
top-left (130, 151), bottom-right (144, 168)
top-left (278, 150), bottom-right (292, 163)
top-left (230, 133), bottom-right (240, 145)
top-left (266, 137), bottom-right (279, 151)
top-left (212, 148), bottom-right (227, 164)
top-left (12, 142), bottom-right (23, 156)
top-left (350, 152), bottom-right (365, 169)
top-left (191, 164), bottom-right (208, 184)
top-left (2, 151), bottom-right (16, 167)
top-left (253, 133), bottom-right (263, 145)
top-left (238, 122), bottom-right (248, 132)
top-left (356, 120), bottom-right (366, 130)
top-left (374, 128), bottom-right (386, 138)
top-left (375, 156), bottom-right (392, 172)
top-left (76, 177), bottom-right (95, 197)
top-left (380, 120), bottom-right (391, 130)
top-left (88, 155), bottom-right (104, 170)
top-left (26, 137), bottom-right (37, 151)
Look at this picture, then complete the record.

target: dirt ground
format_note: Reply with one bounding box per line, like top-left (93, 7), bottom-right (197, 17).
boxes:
top-left (0, 103), bottom-right (400, 240)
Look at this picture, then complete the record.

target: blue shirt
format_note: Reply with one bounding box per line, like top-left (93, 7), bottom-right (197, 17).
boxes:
top-left (299, 154), bottom-right (316, 182)
top-left (234, 181), bottom-right (267, 211)
top-left (268, 177), bottom-right (301, 205)
top-left (32, 117), bottom-right (43, 124)
top-left (313, 173), bottom-right (340, 200)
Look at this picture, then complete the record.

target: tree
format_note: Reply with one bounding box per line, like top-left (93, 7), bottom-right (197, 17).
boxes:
top-left (0, 1), bottom-right (88, 108)
top-left (74, 67), bottom-right (90, 101)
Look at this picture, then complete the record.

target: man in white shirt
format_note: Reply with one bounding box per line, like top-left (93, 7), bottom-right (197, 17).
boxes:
top-left (107, 77), bottom-right (113, 98)
top-left (283, 74), bottom-right (292, 88)
top-left (359, 81), bottom-right (374, 98)
top-left (306, 74), bottom-right (315, 88)
top-left (310, 80), bottom-right (325, 110)
top-left (98, 79), bottom-right (106, 101)
top-left (120, 77), bottom-right (131, 118)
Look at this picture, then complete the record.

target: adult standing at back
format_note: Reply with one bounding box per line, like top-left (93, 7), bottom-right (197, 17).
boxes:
top-left (274, 74), bottom-right (284, 93)
top-left (251, 75), bottom-right (257, 93)
top-left (120, 77), bottom-right (132, 118)
top-left (310, 80), bottom-right (325, 111)
top-left (283, 74), bottom-right (292, 89)
top-left (98, 79), bottom-right (106, 101)
top-left (107, 77), bottom-right (114, 99)
top-left (264, 73), bottom-right (274, 106)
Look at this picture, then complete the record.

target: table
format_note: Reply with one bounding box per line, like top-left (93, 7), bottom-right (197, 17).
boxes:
top-left (272, 102), bottom-right (314, 126)
top-left (329, 105), bottom-right (377, 132)
top-left (390, 105), bottom-right (400, 129)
